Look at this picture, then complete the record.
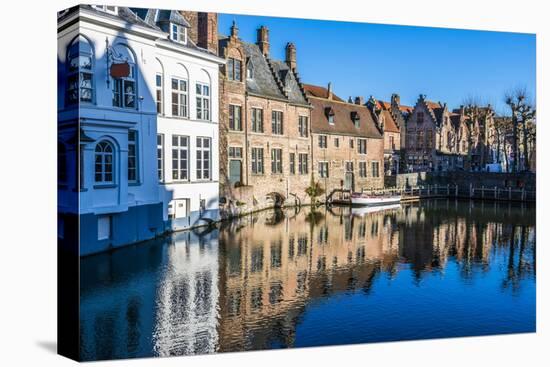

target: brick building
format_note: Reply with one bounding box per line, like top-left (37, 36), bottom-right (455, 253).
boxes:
top-left (216, 22), bottom-right (312, 214)
top-left (304, 84), bottom-right (385, 196)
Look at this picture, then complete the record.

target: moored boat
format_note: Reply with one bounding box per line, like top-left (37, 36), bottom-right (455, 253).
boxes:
top-left (350, 193), bottom-right (401, 206)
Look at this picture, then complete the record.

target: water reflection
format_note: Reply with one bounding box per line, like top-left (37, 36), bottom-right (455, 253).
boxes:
top-left (79, 199), bottom-right (535, 361)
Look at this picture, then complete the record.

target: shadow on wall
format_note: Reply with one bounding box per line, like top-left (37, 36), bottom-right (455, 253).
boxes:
top-left (57, 13), bottom-right (175, 257)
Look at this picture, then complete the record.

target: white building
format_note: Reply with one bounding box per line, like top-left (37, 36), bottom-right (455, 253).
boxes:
top-left (57, 6), bottom-right (223, 255)
top-left (135, 9), bottom-right (224, 232)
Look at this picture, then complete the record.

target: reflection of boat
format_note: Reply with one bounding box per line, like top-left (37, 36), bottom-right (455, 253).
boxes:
top-left (350, 193), bottom-right (401, 206)
top-left (351, 203), bottom-right (401, 216)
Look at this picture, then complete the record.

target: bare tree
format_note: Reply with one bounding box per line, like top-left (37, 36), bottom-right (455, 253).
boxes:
top-left (505, 88), bottom-right (535, 172)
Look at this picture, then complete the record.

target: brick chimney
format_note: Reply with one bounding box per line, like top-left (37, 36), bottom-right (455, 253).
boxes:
top-left (257, 26), bottom-right (270, 57)
top-left (354, 96), bottom-right (365, 105)
top-left (181, 11), bottom-right (218, 54)
top-left (327, 82), bottom-right (333, 100)
top-left (285, 42), bottom-right (297, 71)
top-left (391, 93), bottom-right (400, 106)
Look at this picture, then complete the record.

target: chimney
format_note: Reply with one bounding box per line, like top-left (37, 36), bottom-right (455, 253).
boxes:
top-left (354, 96), bottom-right (365, 105)
top-left (327, 82), bottom-right (333, 100)
top-left (285, 42), bottom-right (297, 71)
top-left (180, 12), bottom-right (218, 54)
top-left (257, 26), bottom-right (270, 57)
top-left (391, 93), bottom-right (400, 106)
top-left (230, 20), bottom-right (239, 38)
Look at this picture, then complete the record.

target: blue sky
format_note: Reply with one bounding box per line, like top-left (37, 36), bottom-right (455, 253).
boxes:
top-left (219, 14), bottom-right (536, 115)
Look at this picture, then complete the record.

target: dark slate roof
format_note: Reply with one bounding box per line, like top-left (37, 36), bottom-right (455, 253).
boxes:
top-left (58, 5), bottom-right (161, 31)
top-left (154, 9), bottom-right (190, 27)
top-left (242, 42), bottom-right (286, 100)
top-left (270, 60), bottom-right (309, 105)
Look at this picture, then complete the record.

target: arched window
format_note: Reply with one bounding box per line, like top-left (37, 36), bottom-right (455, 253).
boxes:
top-left (67, 35), bottom-right (93, 104)
top-left (155, 58), bottom-right (164, 114)
top-left (58, 142), bottom-right (67, 183)
top-left (111, 44), bottom-right (137, 109)
top-left (95, 141), bottom-right (114, 183)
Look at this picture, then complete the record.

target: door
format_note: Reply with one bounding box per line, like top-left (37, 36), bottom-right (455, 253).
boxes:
top-left (229, 159), bottom-right (242, 186)
top-left (344, 172), bottom-right (354, 192)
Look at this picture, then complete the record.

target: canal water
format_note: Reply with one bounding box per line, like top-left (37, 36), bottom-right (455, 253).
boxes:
top-left (79, 199), bottom-right (536, 361)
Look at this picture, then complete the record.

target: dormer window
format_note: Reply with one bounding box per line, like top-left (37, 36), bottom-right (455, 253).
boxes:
top-left (325, 107), bottom-right (335, 125)
top-left (92, 5), bottom-right (118, 15)
top-left (351, 111), bottom-right (360, 128)
top-left (246, 61), bottom-right (254, 79)
top-left (171, 23), bottom-right (187, 44)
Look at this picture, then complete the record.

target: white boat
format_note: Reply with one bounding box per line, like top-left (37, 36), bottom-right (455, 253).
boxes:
top-left (351, 203), bottom-right (401, 216)
top-left (350, 193), bottom-right (401, 206)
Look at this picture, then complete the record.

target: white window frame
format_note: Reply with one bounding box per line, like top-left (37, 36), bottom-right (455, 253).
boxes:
top-left (358, 138), bottom-right (367, 155)
top-left (271, 148), bottom-right (283, 174)
top-left (172, 135), bottom-right (189, 181)
top-left (196, 82), bottom-right (211, 121)
top-left (319, 161), bottom-right (329, 178)
top-left (128, 130), bottom-right (139, 183)
top-left (272, 110), bottom-right (284, 135)
top-left (298, 153), bottom-right (309, 175)
top-left (155, 73), bottom-right (163, 115)
top-left (371, 161), bottom-right (380, 178)
top-left (92, 5), bottom-right (118, 15)
top-left (359, 161), bottom-right (367, 177)
top-left (94, 140), bottom-right (115, 184)
top-left (171, 23), bottom-right (187, 44)
top-left (229, 104), bottom-right (242, 131)
top-left (196, 137), bottom-right (211, 180)
top-left (157, 134), bottom-right (164, 182)
top-left (171, 77), bottom-right (188, 118)
top-left (66, 35), bottom-right (94, 105)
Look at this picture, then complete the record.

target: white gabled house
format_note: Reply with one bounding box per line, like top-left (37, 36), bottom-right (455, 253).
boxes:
top-left (57, 6), bottom-right (223, 256)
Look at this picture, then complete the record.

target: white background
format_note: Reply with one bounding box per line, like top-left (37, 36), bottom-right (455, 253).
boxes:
top-left (0, 0), bottom-right (547, 365)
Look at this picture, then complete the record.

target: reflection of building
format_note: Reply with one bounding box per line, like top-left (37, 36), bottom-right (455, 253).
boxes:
top-left (153, 231), bottom-right (220, 356)
top-left (305, 84), bottom-right (385, 195)
top-left (217, 206), bottom-right (400, 350)
top-left (58, 6), bottom-right (165, 255)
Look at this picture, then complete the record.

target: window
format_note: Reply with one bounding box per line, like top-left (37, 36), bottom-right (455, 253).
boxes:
top-left (358, 138), bottom-right (367, 154)
top-left (228, 146), bottom-right (243, 158)
top-left (328, 115), bottom-right (335, 125)
top-left (94, 140), bottom-right (114, 184)
top-left (67, 35), bottom-right (93, 104)
top-left (251, 148), bottom-right (264, 174)
top-left (247, 62), bottom-right (254, 79)
top-left (426, 130), bottom-right (433, 149)
top-left (155, 73), bottom-right (163, 114)
top-left (359, 161), bottom-right (367, 177)
top-left (349, 138), bottom-right (354, 149)
top-left (271, 148), bottom-right (283, 174)
top-left (345, 161), bottom-right (354, 173)
top-left (229, 105), bottom-right (242, 131)
top-left (390, 135), bottom-right (395, 150)
top-left (417, 130), bottom-right (424, 150)
top-left (157, 134), bottom-right (164, 182)
top-left (196, 82), bottom-right (211, 121)
top-left (334, 137), bottom-right (340, 148)
top-left (172, 135), bottom-right (189, 180)
top-left (272, 111), bottom-right (283, 135)
top-left (298, 154), bottom-right (309, 175)
top-left (58, 142), bottom-right (67, 184)
top-left (227, 58), bottom-right (242, 81)
top-left (171, 78), bottom-right (188, 117)
top-left (319, 162), bottom-right (329, 178)
top-left (111, 45), bottom-right (136, 109)
top-left (289, 153), bottom-right (295, 175)
top-left (128, 130), bottom-right (138, 183)
top-left (372, 161), bottom-right (380, 178)
top-left (171, 23), bottom-right (187, 44)
top-left (251, 108), bottom-right (264, 133)
top-left (318, 135), bottom-right (327, 148)
top-left (298, 116), bottom-right (309, 137)
top-left (92, 5), bottom-right (117, 14)
top-left (97, 215), bottom-right (112, 241)
top-left (196, 137), bottom-right (211, 180)
top-left (417, 112), bottom-right (424, 123)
